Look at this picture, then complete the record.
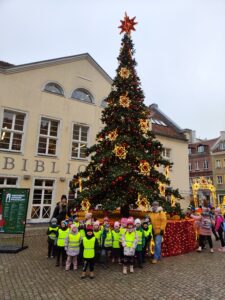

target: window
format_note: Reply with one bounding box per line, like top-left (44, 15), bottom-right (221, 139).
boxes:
top-left (44, 82), bottom-right (64, 96)
top-left (217, 176), bottom-right (223, 184)
top-left (0, 110), bottom-right (26, 152)
top-left (71, 88), bottom-right (93, 103)
top-left (0, 177), bottom-right (18, 203)
top-left (203, 160), bottom-right (209, 170)
top-left (162, 148), bottom-right (171, 159)
top-left (151, 119), bottom-right (167, 126)
top-left (195, 161), bottom-right (199, 170)
top-left (188, 148), bottom-right (192, 155)
top-left (189, 163), bottom-right (192, 171)
top-left (216, 160), bottom-right (221, 168)
top-left (31, 179), bottom-right (54, 220)
top-left (38, 117), bottom-right (59, 156)
top-left (197, 145), bottom-right (204, 153)
top-left (219, 142), bottom-right (225, 150)
top-left (71, 124), bottom-right (89, 159)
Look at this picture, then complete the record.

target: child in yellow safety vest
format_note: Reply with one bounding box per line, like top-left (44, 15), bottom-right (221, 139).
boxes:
top-left (56, 220), bottom-right (69, 267)
top-left (81, 225), bottom-right (98, 279)
top-left (101, 223), bottom-right (112, 267)
top-left (119, 218), bottom-right (127, 264)
top-left (134, 218), bottom-right (145, 268)
top-left (142, 221), bottom-right (152, 262)
top-left (65, 224), bottom-right (82, 271)
top-left (122, 220), bottom-right (138, 275)
top-left (47, 218), bottom-right (58, 258)
top-left (112, 221), bottom-right (121, 263)
top-left (93, 221), bottom-right (102, 262)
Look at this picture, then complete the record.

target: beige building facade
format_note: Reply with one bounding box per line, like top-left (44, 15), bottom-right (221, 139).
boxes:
top-left (0, 55), bottom-right (189, 223)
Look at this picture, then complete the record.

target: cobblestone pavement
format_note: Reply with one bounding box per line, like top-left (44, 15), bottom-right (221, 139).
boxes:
top-left (0, 227), bottom-right (224, 300)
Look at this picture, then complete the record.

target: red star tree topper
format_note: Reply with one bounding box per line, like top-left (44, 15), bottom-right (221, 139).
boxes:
top-left (118, 12), bottom-right (138, 34)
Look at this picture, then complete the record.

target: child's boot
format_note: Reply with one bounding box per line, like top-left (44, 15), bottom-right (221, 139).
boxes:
top-left (130, 265), bottom-right (134, 273)
top-left (123, 266), bottom-right (127, 275)
top-left (81, 272), bottom-right (86, 279)
top-left (196, 246), bottom-right (202, 252)
top-left (90, 272), bottom-right (94, 279)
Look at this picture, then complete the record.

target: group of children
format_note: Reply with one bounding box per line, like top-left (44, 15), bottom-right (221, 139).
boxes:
top-left (187, 205), bottom-right (225, 253)
top-left (47, 213), bottom-right (153, 278)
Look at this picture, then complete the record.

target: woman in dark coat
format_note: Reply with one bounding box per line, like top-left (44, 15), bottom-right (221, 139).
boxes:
top-left (52, 195), bottom-right (71, 224)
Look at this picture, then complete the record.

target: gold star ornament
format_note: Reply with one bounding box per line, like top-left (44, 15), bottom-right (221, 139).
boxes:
top-left (118, 12), bottom-right (138, 35)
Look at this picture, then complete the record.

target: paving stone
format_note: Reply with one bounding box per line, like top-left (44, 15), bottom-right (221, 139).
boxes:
top-left (0, 228), bottom-right (225, 299)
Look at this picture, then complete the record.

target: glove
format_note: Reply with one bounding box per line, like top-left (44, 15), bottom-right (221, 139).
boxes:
top-left (160, 230), bottom-right (164, 236)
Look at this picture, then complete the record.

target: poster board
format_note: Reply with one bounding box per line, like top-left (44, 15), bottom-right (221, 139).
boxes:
top-left (0, 188), bottom-right (29, 253)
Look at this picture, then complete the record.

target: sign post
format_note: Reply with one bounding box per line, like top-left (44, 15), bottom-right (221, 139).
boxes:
top-left (0, 188), bottom-right (29, 253)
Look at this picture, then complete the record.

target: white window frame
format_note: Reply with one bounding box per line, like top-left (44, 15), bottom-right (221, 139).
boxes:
top-left (197, 145), bottom-right (204, 153)
top-left (189, 163), bottom-right (192, 171)
top-left (30, 178), bottom-right (55, 223)
top-left (0, 176), bottom-right (18, 188)
top-left (71, 123), bottom-right (89, 160)
top-left (37, 116), bottom-right (60, 157)
top-left (0, 109), bottom-right (27, 153)
top-left (162, 148), bottom-right (171, 159)
top-left (216, 160), bottom-right (221, 168)
top-left (203, 160), bottom-right (209, 170)
top-left (219, 142), bottom-right (225, 151)
top-left (217, 176), bottom-right (223, 184)
top-left (195, 161), bottom-right (199, 170)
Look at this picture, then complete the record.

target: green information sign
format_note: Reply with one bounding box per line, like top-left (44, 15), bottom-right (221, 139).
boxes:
top-left (1, 188), bottom-right (29, 234)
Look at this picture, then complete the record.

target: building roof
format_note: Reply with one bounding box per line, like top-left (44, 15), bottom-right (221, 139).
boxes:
top-left (0, 61), bottom-right (14, 68)
top-left (149, 104), bottom-right (187, 141)
top-left (189, 138), bottom-right (218, 149)
top-left (0, 53), bottom-right (112, 83)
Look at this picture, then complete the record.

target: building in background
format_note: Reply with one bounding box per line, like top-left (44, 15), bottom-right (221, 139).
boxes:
top-left (0, 56), bottom-right (189, 223)
top-left (211, 131), bottom-right (225, 204)
top-left (149, 104), bottom-right (189, 208)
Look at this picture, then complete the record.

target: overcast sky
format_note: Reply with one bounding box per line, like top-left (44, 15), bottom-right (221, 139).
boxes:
top-left (0, 0), bottom-right (224, 139)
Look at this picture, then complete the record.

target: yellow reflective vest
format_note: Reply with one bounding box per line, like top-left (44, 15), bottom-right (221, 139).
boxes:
top-left (104, 231), bottom-right (113, 248)
top-left (48, 226), bottom-right (58, 240)
top-left (94, 230), bottom-right (102, 245)
top-left (68, 232), bottom-right (81, 251)
top-left (57, 228), bottom-right (69, 247)
top-left (83, 236), bottom-right (96, 259)
top-left (124, 231), bottom-right (136, 248)
top-left (112, 230), bottom-right (120, 248)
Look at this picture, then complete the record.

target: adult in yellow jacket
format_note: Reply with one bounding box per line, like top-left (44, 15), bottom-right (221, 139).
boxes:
top-left (149, 201), bottom-right (167, 264)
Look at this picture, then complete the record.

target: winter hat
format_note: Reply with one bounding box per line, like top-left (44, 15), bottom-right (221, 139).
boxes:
top-left (70, 224), bottom-right (78, 231)
top-left (51, 218), bottom-right (57, 225)
top-left (121, 218), bottom-right (128, 225)
top-left (114, 221), bottom-right (120, 228)
top-left (127, 216), bottom-right (134, 223)
top-left (104, 216), bottom-right (109, 222)
top-left (86, 225), bottom-right (93, 232)
top-left (93, 220), bottom-right (100, 227)
top-left (61, 220), bottom-right (67, 226)
top-left (156, 206), bottom-right (163, 213)
top-left (127, 220), bottom-right (134, 227)
top-left (215, 207), bottom-right (221, 213)
top-left (134, 218), bottom-right (141, 225)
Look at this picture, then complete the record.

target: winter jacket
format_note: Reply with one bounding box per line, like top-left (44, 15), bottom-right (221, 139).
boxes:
top-left (149, 211), bottom-right (167, 235)
top-left (215, 215), bottom-right (224, 232)
top-left (191, 214), bottom-right (214, 236)
top-left (64, 231), bottom-right (82, 256)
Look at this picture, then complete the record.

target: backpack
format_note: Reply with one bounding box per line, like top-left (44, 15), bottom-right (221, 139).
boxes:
top-left (201, 216), bottom-right (212, 230)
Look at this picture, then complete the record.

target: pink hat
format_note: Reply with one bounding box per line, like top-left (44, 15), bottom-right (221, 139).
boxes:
top-left (93, 221), bottom-right (100, 226)
top-left (104, 216), bottom-right (109, 221)
top-left (114, 221), bottom-right (120, 228)
top-left (121, 218), bottom-right (128, 225)
top-left (127, 217), bottom-right (134, 223)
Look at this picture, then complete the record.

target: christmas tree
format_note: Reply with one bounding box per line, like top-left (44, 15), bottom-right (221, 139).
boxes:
top-left (71, 13), bottom-right (182, 217)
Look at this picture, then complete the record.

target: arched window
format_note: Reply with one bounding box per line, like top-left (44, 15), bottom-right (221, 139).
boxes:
top-left (101, 98), bottom-right (108, 108)
top-left (71, 88), bottom-right (93, 103)
top-left (44, 82), bottom-right (64, 96)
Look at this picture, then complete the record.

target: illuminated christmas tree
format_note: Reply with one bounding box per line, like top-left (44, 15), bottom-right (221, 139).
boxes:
top-left (71, 13), bottom-right (182, 216)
